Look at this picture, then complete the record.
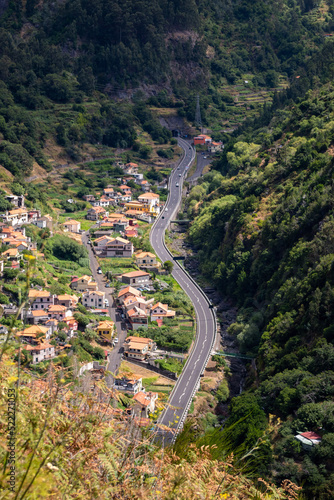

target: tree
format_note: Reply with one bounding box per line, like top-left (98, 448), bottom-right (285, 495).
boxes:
top-left (73, 313), bottom-right (90, 330)
top-left (84, 328), bottom-right (98, 341)
top-left (3, 268), bottom-right (19, 281)
top-left (163, 260), bottom-right (174, 273)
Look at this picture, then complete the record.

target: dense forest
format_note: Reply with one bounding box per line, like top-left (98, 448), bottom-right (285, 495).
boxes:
top-left (186, 81), bottom-right (334, 498)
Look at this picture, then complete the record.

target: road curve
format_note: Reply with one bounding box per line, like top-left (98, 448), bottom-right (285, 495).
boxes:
top-left (150, 137), bottom-right (216, 445)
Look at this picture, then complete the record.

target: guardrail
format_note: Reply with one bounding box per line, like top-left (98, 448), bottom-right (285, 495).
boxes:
top-left (150, 138), bottom-right (217, 443)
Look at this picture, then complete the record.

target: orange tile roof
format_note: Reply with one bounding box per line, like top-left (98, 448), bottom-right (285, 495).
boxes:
top-left (28, 290), bottom-right (50, 298)
top-left (122, 270), bottom-right (149, 278)
top-left (152, 302), bottom-right (168, 311)
top-left (135, 251), bottom-right (156, 259)
top-left (25, 342), bottom-right (54, 351)
top-left (138, 192), bottom-right (159, 199)
top-left (57, 294), bottom-right (78, 302)
top-left (125, 336), bottom-right (152, 344)
top-left (118, 286), bottom-right (141, 298)
top-left (133, 391), bottom-right (158, 406)
top-left (127, 307), bottom-right (147, 318)
top-left (48, 305), bottom-right (66, 312)
top-left (32, 310), bottom-right (49, 317)
top-left (97, 320), bottom-right (114, 329)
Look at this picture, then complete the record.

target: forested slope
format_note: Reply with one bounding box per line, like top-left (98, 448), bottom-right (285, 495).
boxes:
top-left (186, 82), bottom-right (334, 498)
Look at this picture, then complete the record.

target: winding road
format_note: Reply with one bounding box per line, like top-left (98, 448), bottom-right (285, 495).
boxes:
top-left (150, 137), bottom-right (216, 444)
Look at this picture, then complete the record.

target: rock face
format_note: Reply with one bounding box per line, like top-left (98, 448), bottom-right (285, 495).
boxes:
top-left (0, 0), bottom-right (8, 16)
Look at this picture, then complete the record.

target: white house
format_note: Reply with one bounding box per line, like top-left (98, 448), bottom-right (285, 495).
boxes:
top-left (63, 220), bottom-right (81, 233)
top-left (3, 208), bottom-right (29, 226)
top-left (82, 290), bottom-right (105, 308)
top-left (150, 302), bottom-right (176, 321)
top-left (24, 342), bottom-right (56, 365)
top-left (138, 192), bottom-right (160, 215)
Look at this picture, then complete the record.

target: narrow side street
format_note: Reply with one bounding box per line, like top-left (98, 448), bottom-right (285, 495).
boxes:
top-left (82, 231), bottom-right (126, 378)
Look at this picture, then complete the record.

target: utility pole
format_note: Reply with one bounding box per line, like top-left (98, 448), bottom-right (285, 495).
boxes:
top-left (195, 95), bottom-right (202, 133)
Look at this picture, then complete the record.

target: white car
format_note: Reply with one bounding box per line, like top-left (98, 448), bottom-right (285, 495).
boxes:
top-left (176, 183), bottom-right (179, 187)
top-left (97, 269), bottom-right (102, 274)
top-left (179, 173), bottom-right (181, 177)
top-left (114, 338), bottom-right (119, 343)
top-left (104, 299), bottom-right (109, 307)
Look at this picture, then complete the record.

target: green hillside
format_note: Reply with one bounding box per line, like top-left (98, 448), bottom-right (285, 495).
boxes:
top-left (186, 81), bottom-right (334, 498)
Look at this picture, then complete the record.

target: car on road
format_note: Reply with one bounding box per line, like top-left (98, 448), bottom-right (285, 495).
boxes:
top-left (97, 269), bottom-right (102, 274)
top-left (203, 156), bottom-right (207, 159)
top-left (114, 338), bottom-right (119, 343)
top-left (104, 299), bottom-right (109, 306)
top-left (105, 283), bottom-right (110, 287)
top-left (176, 183), bottom-right (179, 187)
top-left (179, 173), bottom-right (181, 177)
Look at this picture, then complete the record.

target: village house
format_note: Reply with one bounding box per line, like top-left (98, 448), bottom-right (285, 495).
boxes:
top-left (193, 134), bottom-right (212, 146)
top-left (123, 336), bottom-right (156, 360)
top-left (70, 275), bottom-right (98, 292)
top-left (139, 179), bottom-right (150, 192)
top-left (137, 192), bottom-right (160, 216)
top-left (150, 302), bottom-right (176, 321)
top-left (24, 342), bottom-right (56, 365)
top-left (63, 316), bottom-right (78, 335)
top-left (28, 209), bottom-right (42, 222)
top-left (113, 374), bottom-right (143, 394)
top-left (114, 220), bottom-right (129, 233)
top-left (26, 309), bottom-right (50, 325)
top-left (92, 195), bottom-right (112, 208)
top-left (62, 219), bottom-right (81, 233)
top-left (96, 320), bottom-right (114, 342)
top-left (121, 270), bottom-right (150, 286)
top-left (103, 187), bottom-right (114, 197)
top-left (135, 251), bottom-right (158, 268)
top-left (32, 216), bottom-right (52, 230)
top-left (126, 306), bottom-right (149, 330)
top-left (132, 391), bottom-right (158, 418)
top-left (2, 208), bottom-right (29, 226)
top-left (28, 290), bottom-right (56, 310)
top-left (16, 325), bottom-right (52, 343)
top-left (5, 194), bottom-right (25, 208)
top-left (295, 431), bottom-right (322, 450)
top-left (55, 294), bottom-right (79, 308)
top-left (105, 237), bottom-right (133, 258)
top-left (47, 304), bottom-right (72, 321)
top-left (86, 206), bottom-right (108, 220)
top-left (82, 290), bottom-right (105, 309)
top-left (117, 286), bottom-right (142, 305)
top-left (208, 141), bottom-right (224, 153)
top-left (83, 194), bottom-right (96, 202)
top-left (124, 162), bottom-right (139, 175)
top-left (120, 185), bottom-right (132, 195)
top-left (123, 295), bottom-right (154, 314)
top-left (94, 235), bottom-right (114, 249)
top-left (124, 227), bottom-right (138, 238)
top-left (133, 172), bottom-right (144, 181)
top-left (1, 248), bottom-right (22, 261)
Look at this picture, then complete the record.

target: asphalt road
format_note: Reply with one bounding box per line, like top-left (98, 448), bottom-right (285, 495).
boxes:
top-left (82, 232), bottom-right (127, 378)
top-left (150, 137), bottom-right (216, 444)
top-left (187, 151), bottom-right (212, 183)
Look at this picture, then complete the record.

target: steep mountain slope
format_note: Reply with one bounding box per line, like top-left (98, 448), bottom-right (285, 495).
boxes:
top-left (186, 82), bottom-right (334, 498)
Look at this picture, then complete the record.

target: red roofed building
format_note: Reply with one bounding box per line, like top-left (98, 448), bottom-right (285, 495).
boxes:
top-left (132, 391), bottom-right (158, 417)
top-left (295, 431), bottom-right (322, 449)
